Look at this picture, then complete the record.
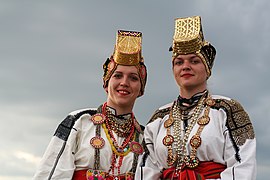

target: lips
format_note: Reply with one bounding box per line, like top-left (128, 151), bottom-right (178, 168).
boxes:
top-left (181, 73), bottom-right (193, 78)
top-left (117, 89), bottom-right (130, 95)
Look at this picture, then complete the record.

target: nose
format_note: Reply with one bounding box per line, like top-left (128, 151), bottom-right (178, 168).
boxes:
top-left (182, 60), bottom-right (191, 71)
top-left (120, 76), bottom-right (129, 87)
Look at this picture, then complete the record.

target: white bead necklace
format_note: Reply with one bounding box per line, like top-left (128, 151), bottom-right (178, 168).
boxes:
top-left (172, 96), bottom-right (205, 170)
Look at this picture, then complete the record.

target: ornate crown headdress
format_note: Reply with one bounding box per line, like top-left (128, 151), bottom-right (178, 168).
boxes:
top-left (113, 30), bottom-right (143, 65)
top-left (103, 30), bottom-right (147, 96)
top-left (171, 16), bottom-right (216, 77)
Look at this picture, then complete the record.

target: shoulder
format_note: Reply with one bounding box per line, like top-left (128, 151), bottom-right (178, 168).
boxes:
top-left (54, 107), bottom-right (98, 141)
top-left (210, 94), bottom-right (249, 125)
top-left (147, 102), bottom-right (173, 124)
top-left (64, 108), bottom-right (98, 126)
top-left (211, 95), bottom-right (255, 146)
top-left (69, 108), bottom-right (98, 117)
top-left (211, 95), bottom-right (247, 116)
top-left (211, 94), bottom-right (231, 102)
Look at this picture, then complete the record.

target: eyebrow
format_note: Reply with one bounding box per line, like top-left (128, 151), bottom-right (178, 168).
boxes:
top-left (114, 71), bottom-right (139, 76)
top-left (176, 54), bottom-right (199, 59)
top-left (190, 55), bottom-right (200, 59)
top-left (129, 72), bottom-right (140, 77)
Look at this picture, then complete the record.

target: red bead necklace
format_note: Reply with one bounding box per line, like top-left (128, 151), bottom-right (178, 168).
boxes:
top-left (102, 102), bottom-right (135, 175)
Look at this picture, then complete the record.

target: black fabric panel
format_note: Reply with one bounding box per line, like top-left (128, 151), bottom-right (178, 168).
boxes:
top-left (54, 109), bottom-right (97, 141)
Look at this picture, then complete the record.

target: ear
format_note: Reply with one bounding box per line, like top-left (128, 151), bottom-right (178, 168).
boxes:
top-left (105, 87), bottom-right (108, 93)
top-left (172, 57), bottom-right (176, 69)
top-left (137, 90), bottom-right (143, 98)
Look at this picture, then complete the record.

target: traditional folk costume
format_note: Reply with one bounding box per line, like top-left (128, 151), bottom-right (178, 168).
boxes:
top-left (33, 30), bottom-right (147, 180)
top-left (135, 16), bottom-right (256, 180)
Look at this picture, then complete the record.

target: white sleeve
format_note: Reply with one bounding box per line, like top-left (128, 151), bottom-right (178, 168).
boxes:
top-left (33, 115), bottom-right (79, 180)
top-left (135, 121), bottom-right (163, 180)
top-left (221, 133), bottom-right (257, 180)
top-left (218, 98), bottom-right (257, 180)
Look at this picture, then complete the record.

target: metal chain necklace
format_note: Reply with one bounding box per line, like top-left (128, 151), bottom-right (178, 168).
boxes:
top-left (163, 93), bottom-right (216, 172)
top-left (173, 95), bottom-right (205, 170)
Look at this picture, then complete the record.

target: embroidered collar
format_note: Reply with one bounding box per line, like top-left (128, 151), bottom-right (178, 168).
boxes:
top-left (178, 90), bottom-right (208, 109)
top-left (107, 106), bottom-right (132, 120)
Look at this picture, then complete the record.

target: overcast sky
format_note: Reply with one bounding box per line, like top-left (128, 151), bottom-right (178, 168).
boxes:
top-left (0, 0), bottom-right (269, 179)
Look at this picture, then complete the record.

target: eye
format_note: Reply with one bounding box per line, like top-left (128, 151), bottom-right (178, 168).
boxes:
top-left (129, 74), bottom-right (139, 81)
top-left (174, 59), bottom-right (184, 66)
top-left (191, 60), bottom-right (199, 64)
top-left (113, 73), bottom-right (122, 79)
top-left (190, 58), bottom-right (201, 64)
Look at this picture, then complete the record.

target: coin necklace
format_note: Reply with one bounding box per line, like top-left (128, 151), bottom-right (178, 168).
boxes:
top-left (184, 95), bottom-right (215, 168)
top-left (163, 95), bottom-right (206, 169)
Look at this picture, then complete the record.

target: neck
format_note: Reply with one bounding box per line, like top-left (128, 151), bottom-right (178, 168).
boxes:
top-left (106, 102), bottom-right (133, 115)
top-left (180, 87), bottom-right (207, 99)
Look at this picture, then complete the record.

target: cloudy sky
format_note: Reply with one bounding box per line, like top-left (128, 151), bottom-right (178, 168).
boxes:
top-left (0, 0), bottom-right (269, 179)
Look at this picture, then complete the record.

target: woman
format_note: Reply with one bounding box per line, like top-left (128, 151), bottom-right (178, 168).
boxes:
top-left (135, 16), bottom-right (256, 180)
top-left (33, 30), bottom-right (147, 180)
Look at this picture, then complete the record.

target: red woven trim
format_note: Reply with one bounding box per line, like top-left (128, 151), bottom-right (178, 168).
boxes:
top-left (72, 169), bottom-right (133, 180)
top-left (161, 161), bottom-right (226, 180)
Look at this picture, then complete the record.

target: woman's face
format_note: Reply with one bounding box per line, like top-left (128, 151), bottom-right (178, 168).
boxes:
top-left (172, 53), bottom-right (208, 93)
top-left (106, 65), bottom-right (141, 112)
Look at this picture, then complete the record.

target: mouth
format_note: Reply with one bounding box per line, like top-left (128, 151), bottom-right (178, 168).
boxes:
top-left (117, 90), bottom-right (130, 95)
top-left (181, 74), bottom-right (193, 78)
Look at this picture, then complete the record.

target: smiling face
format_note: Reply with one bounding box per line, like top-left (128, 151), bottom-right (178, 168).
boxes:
top-left (173, 54), bottom-right (208, 97)
top-left (105, 65), bottom-right (141, 114)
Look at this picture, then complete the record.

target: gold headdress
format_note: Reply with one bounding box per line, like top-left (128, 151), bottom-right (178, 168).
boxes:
top-left (171, 16), bottom-right (216, 77)
top-left (103, 30), bottom-right (147, 96)
top-left (113, 30), bottom-right (143, 65)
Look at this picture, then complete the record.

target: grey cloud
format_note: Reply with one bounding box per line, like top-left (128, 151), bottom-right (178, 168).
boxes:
top-left (1, 0), bottom-right (269, 179)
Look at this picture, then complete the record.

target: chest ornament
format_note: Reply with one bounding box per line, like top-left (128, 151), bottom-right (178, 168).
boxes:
top-left (163, 94), bottom-right (214, 170)
top-left (90, 136), bottom-right (105, 149)
top-left (129, 141), bottom-right (144, 155)
top-left (90, 113), bottom-right (106, 124)
top-left (88, 103), bottom-right (142, 176)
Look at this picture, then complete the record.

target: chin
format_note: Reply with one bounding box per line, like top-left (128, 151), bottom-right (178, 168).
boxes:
top-left (180, 83), bottom-right (194, 88)
top-left (116, 100), bottom-right (131, 106)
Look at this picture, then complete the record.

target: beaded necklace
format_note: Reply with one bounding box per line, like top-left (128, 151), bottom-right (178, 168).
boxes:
top-left (106, 109), bottom-right (134, 137)
top-left (173, 95), bottom-right (205, 169)
top-left (90, 103), bottom-right (144, 177)
top-left (103, 103), bottom-right (136, 175)
top-left (163, 92), bottom-right (215, 171)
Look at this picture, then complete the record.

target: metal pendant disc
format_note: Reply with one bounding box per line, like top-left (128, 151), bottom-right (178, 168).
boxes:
top-left (91, 113), bottom-right (106, 124)
top-left (130, 141), bottom-right (144, 154)
top-left (90, 136), bottom-right (105, 149)
top-left (163, 135), bottom-right (174, 146)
